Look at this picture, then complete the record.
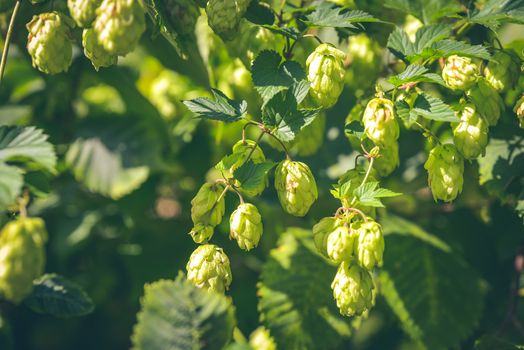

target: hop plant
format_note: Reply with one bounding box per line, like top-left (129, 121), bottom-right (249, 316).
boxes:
top-left (229, 203), bottom-right (263, 251)
top-left (453, 104), bottom-right (489, 159)
top-left (229, 140), bottom-right (267, 197)
top-left (514, 94), bottom-right (524, 128)
top-left (313, 217), bottom-right (338, 257)
top-left (186, 244), bottom-right (232, 293)
top-left (287, 114), bottom-right (326, 157)
top-left (0, 217), bottom-right (48, 304)
top-left (484, 50), bottom-right (520, 92)
top-left (68, 0), bottom-right (101, 27)
top-left (336, 167), bottom-right (377, 217)
top-left (467, 78), bottom-right (504, 126)
top-left (306, 43), bottom-right (346, 108)
top-left (163, 0), bottom-right (200, 36)
top-left (190, 183), bottom-right (225, 242)
top-left (206, 0), bottom-right (251, 40)
top-left (442, 55), bottom-right (479, 90)
top-left (354, 220), bottom-right (384, 270)
top-left (424, 144), bottom-right (464, 202)
top-left (189, 223), bottom-right (214, 244)
top-left (26, 12), bottom-right (74, 74)
top-left (274, 160), bottom-right (318, 217)
top-left (362, 98), bottom-right (399, 146)
top-left (331, 262), bottom-right (375, 317)
top-left (93, 0), bottom-right (146, 56)
top-left (82, 28), bottom-right (118, 70)
top-left (249, 327), bottom-right (276, 350)
top-left (373, 141), bottom-right (400, 177)
top-left (326, 223), bottom-right (356, 263)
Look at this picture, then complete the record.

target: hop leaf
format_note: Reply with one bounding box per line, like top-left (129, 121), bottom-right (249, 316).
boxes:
top-left (362, 98), bottom-right (399, 147)
top-left (354, 220), bottom-right (384, 270)
top-left (186, 244), bottom-right (232, 293)
top-left (229, 203), bottom-right (263, 251)
top-left (424, 144), bottom-right (464, 202)
top-left (82, 28), bottom-right (118, 70)
top-left (274, 160), bottom-right (318, 217)
top-left (484, 50), bottom-right (520, 92)
top-left (206, 0), bottom-right (251, 40)
top-left (453, 104), bottom-right (489, 159)
top-left (331, 262), bottom-right (375, 317)
top-left (67, 0), bottom-right (101, 27)
top-left (441, 55), bottom-right (479, 90)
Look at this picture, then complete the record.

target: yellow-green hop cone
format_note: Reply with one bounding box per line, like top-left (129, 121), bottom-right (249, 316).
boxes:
top-left (313, 216), bottom-right (337, 257)
top-left (484, 50), bottom-right (520, 92)
top-left (0, 217), bottom-right (48, 304)
top-left (190, 183), bottom-right (225, 227)
top-left (424, 144), bottom-right (464, 202)
top-left (306, 43), bottom-right (346, 108)
top-left (93, 0), bottom-right (146, 56)
top-left (82, 29), bottom-right (118, 70)
top-left (26, 12), bottom-right (74, 75)
top-left (230, 140), bottom-right (267, 196)
top-left (274, 160), bottom-right (318, 217)
top-left (373, 141), bottom-right (400, 177)
top-left (186, 244), bottom-right (232, 293)
top-left (453, 104), bottom-right (488, 159)
top-left (68, 0), bottom-right (101, 27)
top-left (326, 223), bottom-right (356, 264)
top-left (206, 0), bottom-right (251, 40)
top-left (331, 262), bottom-right (375, 317)
top-left (514, 94), bottom-right (524, 128)
top-left (250, 327), bottom-right (276, 350)
top-left (189, 223), bottom-right (214, 244)
top-left (229, 203), bottom-right (263, 251)
top-left (467, 78), bottom-right (504, 126)
top-left (354, 220), bottom-right (384, 270)
top-left (287, 114), bottom-right (326, 157)
top-left (442, 55), bottom-right (479, 90)
top-left (362, 98), bottom-right (399, 146)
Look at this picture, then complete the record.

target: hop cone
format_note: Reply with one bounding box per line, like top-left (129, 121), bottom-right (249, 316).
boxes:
top-left (514, 94), bottom-right (524, 128)
top-left (164, 0), bottom-right (200, 36)
top-left (362, 98), bottom-right (399, 146)
top-left (274, 160), bottom-right (318, 217)
top-left (93, 0), bottom-right (146, 56)
top-left (250, 327), bottom-right (276, 350)
top-left (190, 183), bottom-right (225, 242)
top-left (82, 28), bottom-right (117, 70)
top-left (331, 262), bottom-right (375, 317)
top-left (189, 223), bottom-right (214, 244)
top-left (354, 220), bottom-right (384, 270)
top-left (326, 223), bottom-right (356, 263)
top-left (306, 43), bottom-right (346, 108)
top-left (229, 203), bottom-right (263, 251)
top-left (442, 55), bottom-right (479, 90)
top-left (453, 104), bottom-right (488, 159)
top-left (424, 144), bottom-right (464, 202)
top-left (373, 141), bottom-right (400, 177)
top-left (467, 77), bottom-right (504, 126)
top-left (68, 0), bottom-right (101, 27)
top-left (484, 50), bottom-right (520, 92)
top-left (313, 217), bottom-right (338, 257)
top-left (186, 244), bottom-right (232, 293)
top-left (0, 217), bottom-right (48, 304)
top-left (206, 0), bottom-right (251, 40)
top-left (26, 12), bottom-right (74, 74)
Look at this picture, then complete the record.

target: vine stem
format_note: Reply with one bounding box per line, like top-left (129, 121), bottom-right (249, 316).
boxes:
top-left (242, 130), bottom-right (266, 166)
top-left (349, 156), bottom-right (374, 207)
top-left (414, 121), bottom-right (442, 145)
top-left (0, 1), bottom-right (21, 86)
top-left (266, 131), bottom-right (291, 160)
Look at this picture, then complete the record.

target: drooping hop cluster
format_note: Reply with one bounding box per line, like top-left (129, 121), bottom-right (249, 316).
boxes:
top-left (484, 50), bottom-right (520, 92)
top-left (93, 0), bottom-right (146, 56)
top-left (331, 262), bottom-right (375, 317)
top-left (424, 143), bottom-right (464, 202)
top-left (467, 77), bottom-right (504, 126)
top-left (186, 244), bottom-right (232, 293)
top-left (249, 327), bottom-right (277, 350)
top-left (82, 29), bottom-right (118, 70)
top-left (26, 12), bottom-right (74, 74)
top-left (453, 104), bottom-right (488, 159)
top-left (206, 0), bottom-right (251, 40)
top-left (274, 160), bottom-right (318, 217)
top-left (68, 0), bottom-right (102, 27)
top-left (306, 43), bottom-right (347, 108)
top-left (442, 55), bottom-right (479, 90)
top-left (229, 203), bottom-right (263, 251)
top-left (0, 217), bottom-right (48, 304)
top-left (189, 183), bottom-right (226, 243)
top-left (515, 95), bottom-right (524, 128)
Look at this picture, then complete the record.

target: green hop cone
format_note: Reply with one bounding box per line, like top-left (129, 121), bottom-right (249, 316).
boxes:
top-left (306, 43), bottom-right (346, 108)
top-left (186, 244), bottom-right (232, 293)
top-left (442, 55), bottom-right (479, 90)
top-left (424, 144), bottom-right (464, 202)
top-left (453, 104), bottom-right (488, 159)
top-left (467, 77), bottom-right (504, 126)
top-left (331, 262), bottom-right (375, 317)
top-left (26, 12), bottom-right (74, 74)
top-left (82, 28), bottom-right (118, 70)
top-left (68, 0), bottom-right (101, 27)
top-left (274, 160), bottom-right (318, 217)
top-left (164, 0), bottom-right (200, 36)
top-left (484, 50), bottom-right (520, 92)
top-left (326, 223), bottom-right (356, 263)
top-left (190, 182), bottom-right (225, 228)
top-left (206, 0), bottom-right (251, 40)
top-left (373, 141), bottom-right (399, 177)
top-left (313, 217), bottom-right (337, 257)
top-left (354, 220), bottom-right (384, 270)
top-left (514, 94), bottom-right (524, 128)
top-left (189, 223), bottom-right (214, 244)
top-left (250, 327), bottom-right (276, 350)
top-left (362, 98), bottom-right (399, 146)
top-left (229, 203), bottom-right (263, 251)
top-left (0, 217), bottom-right (48, 304)
top-left (93, 0), bottom-right (146, 56)
top-left (346, 34), bottom-right (382, 89)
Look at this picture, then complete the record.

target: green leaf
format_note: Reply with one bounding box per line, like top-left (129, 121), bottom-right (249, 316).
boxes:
top-left (387, 27), bottom-right (415, 60)
top-left (245, 1), bottom-right (275, 25)
top-left (412, 24), bottom-right (451, 53)
top-left (306, 3), bottom-right (377, 28)
top-left (388, 65), bottom-right (446, 87)
top-left (344, 121), bottom-right (365, 140)
top-left (25, 274), bottom-right (94, 318)
top-left (384, 0), bottom-right (462, 23)
top-left (131, 274), bottom-right (236, 350)
top-left (260, 26), bottom-right (301, 40)
top-left (468, 0), bottom-right (524, 31)
top-left (0, 163), bottom-right (23, 211)
top-left (258, 228), bottom-right (356, 350)
top-left (416, 39), bottom-right (491, 61)
top-left (215, 153), bottom-right (243, 172)
top-left (0, 126), bottom-right (56, 173)
top-left (411, 93), bottom-right (459, 122)
top-left (183, 89), bottom-right (248, 123)
top-left (354, 181), bottom-right (401, 208)
top-left (233, 160), bottom-right (276, 193)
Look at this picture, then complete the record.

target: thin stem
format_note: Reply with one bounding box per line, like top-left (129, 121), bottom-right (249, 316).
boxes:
top-left (241, 121), bottom-right (261, 143)
top-left (415, 120), bottom-right (442, 145)
top-left (343, 207), bottom-right (368, 222)
top-left (229, 187), bottom-right (245, 204)
top-left (0, 1), bottom-right (21, 86)
top-left (266, 132), bottom-right (291, 160)
top-left (349, 156), bottom-right (374, 207)
top-left (242, 130), bottom-right (266, 166)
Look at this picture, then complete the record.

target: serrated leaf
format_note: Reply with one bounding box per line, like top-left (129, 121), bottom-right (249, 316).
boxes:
top-left (384, 0), bottom-right (462, 23)
top-left (233, 160), bottom-right (276, 193)
top-left (344, 121), bottom-right (365, 140)
top-left (25, 274), bottom-right (94, 318)
top-left (0, 163), bottom-right (23, 211)
top-left (183, 89), bottom-right (247, 123)
top-left (387, 27), bottom-right (415, 60)
top-left (417, 39), bottom-right (491, 61)
top-left (388, 64), bottom-right (428, 86)
top-left (260, 26), bottom-right (301, 40)
top-left (215, 153), bottom-right (243, 172)
top-left (354, 181), bottom-right (401, 208)
top-left (131, 275), bottom-right (236, 350)
top-left (0, 126), bottom-right (56, 173)
top-left (469, 0), bottom-right (524, 31)
top-left (412, 24), bottom-right (451, 53)
top-left (411, 93), bottom-right (459, 122)
top-left (306, 2), bottom-right (377, 28)
top-left (245, 1), bottom-right (275, 25)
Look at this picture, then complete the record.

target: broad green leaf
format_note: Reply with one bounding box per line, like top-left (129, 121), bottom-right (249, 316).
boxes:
top-left (0, 126), bottom-right (56, 173)
top-left (411, 93), bottom-right (458, 122)
top-left (183, 89), bottom-right (248, 123)
top-left (233, 161), bottom-right (276, 194)
top-left (25, 274), bottom-right (94, 318)
top-left (258, 228), bottom-right (356, 350)
top-left (468, 0), bottom-right (524, 31)
top-left (245, 1), bottom-right (275, 25)
top-left (354, 181), bottom-right (401, 208)
top-left (413, 39), bottom-right (491, 61)
top-left (384, 0), bottom-right (462, 23)
top-left (388, 65), bottom-right (446, 87)
top-left (306, 3), bottom-right (377, 28)
top-left (0, 163), bottom-right (23, 211)
top-left (387, 27), bottom-right (415, 60)
top-left (131, 275), bottom-right (236, 350)
top-left (412, 24), bottom-right (451, 53)
top-left (215, 153), bottom-right (243, 172)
